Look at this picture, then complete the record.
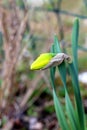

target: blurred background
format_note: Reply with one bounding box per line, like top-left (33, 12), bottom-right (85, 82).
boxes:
top-left (0, 0), bottom-right (87, 129)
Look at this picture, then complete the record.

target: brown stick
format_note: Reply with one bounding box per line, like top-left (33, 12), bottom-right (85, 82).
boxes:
top-left (0, 1), bottom-right (28, 109)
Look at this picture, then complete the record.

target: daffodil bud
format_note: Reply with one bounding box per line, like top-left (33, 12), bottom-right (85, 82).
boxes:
top-left (30, 53), bottom-right (56, 70)
top-left (30, 53), bottom-right (72, 70)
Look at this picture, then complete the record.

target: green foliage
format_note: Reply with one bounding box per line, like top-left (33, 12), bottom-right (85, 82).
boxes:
top-left (31, 19), bottom-right (86, 130)
top-left (68, 63), bottom-right (84, 130)
top-left (50, 19), bottom-right (85, 130)
top-left (71, 19), bottom-right (79, 73)
top-left (53, 89), bottom-right (69, 130)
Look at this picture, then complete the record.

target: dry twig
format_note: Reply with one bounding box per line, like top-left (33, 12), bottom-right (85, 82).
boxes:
top-left (0, 0), bottom-right (28, 109)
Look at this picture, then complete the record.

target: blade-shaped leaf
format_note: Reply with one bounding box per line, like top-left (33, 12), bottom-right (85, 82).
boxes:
top-left (50, 68), bottom-right (56, 89)
top-left (54, 35), bottom-right (62, 53)
top-left (68, 62), bottom-right (85, 130)
top-left (50, 44), bottom-right (56, 89)
top-left (71, 19), bottom-right (79, 73)
top-left (50, 38), bottom-right (69, 130)
top-left (53, 89), bottom-right (69, 130)
top-left (53, 35), bottom-right (66, 87)
top-left (57, 60), bottom-right (79, 130)
top-left (53, 35), bottom-right (81, 130)
top-left (58, 62), bottom-right (66, 87)
top-left (65, 90), bottom-right (80, 130)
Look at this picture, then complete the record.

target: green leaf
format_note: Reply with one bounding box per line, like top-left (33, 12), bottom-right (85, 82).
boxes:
top-left (57, 56), bottom-right (78, 130)
top-left (50, 39), bottom-right (69, 130)
top-left (71, 19), bottom-right (85, 130)
top-left (58, 62), bottom-right (66, 87)
top-left (53, 89), bottom-right (69, 130)
top-left (68, 63), bottom-right (85, 130)
top-left (65, 90), bottom-right (79, 130)
top-left (53, 34), bottom-right (81, 130)
top-left (54, 35), bottom-right (62, 53)
top-left (71, 19), bottom-right (79, 73)
top-left (53, 35), bottom-right (66, 86)
top-left (50, 68), bottom-right (56, 89)
top-left (50, 44), bottom-right (56, 89)
top-left (50, 36), bottom-right (62, 88)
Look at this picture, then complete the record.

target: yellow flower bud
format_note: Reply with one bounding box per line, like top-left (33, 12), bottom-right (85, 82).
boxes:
top-left (30, 53), bottom-right (55, 70)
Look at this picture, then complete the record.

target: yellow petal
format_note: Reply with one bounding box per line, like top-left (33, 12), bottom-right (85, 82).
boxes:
top-left (30, 53), bottom-right (55, 70)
